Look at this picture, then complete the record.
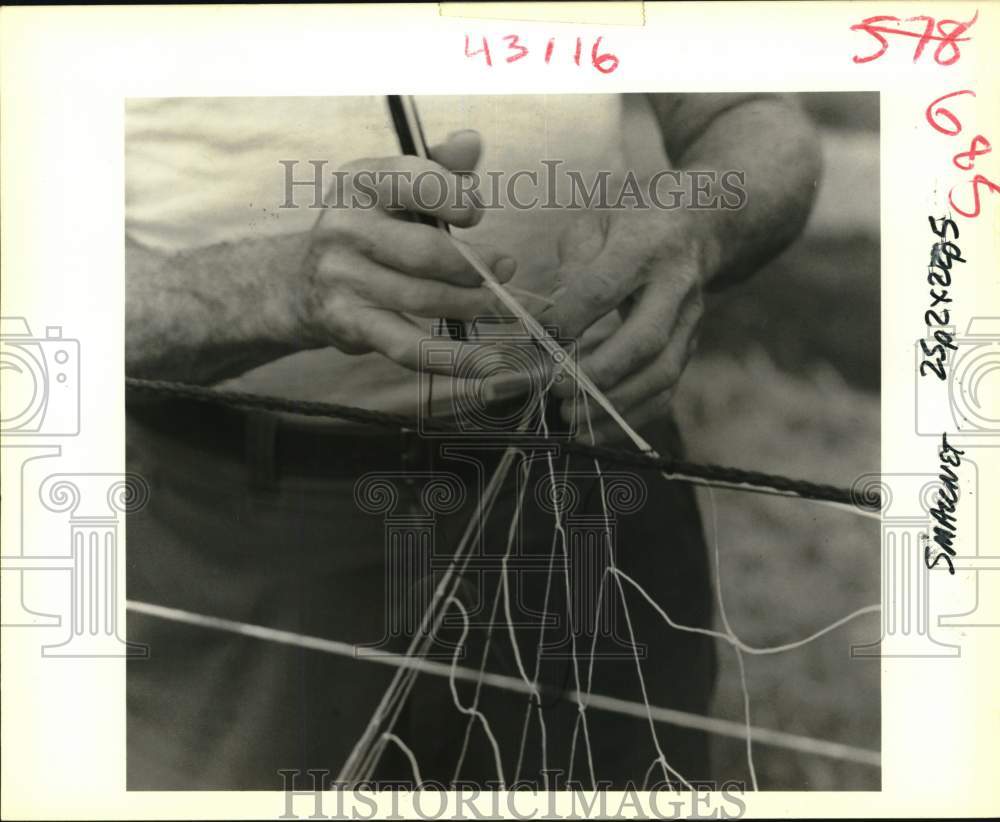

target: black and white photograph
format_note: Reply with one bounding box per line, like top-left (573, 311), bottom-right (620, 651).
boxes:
top-left (123, 91), bottom-right (881, 793)
top-left (4, 3), bottom-right (999, 820)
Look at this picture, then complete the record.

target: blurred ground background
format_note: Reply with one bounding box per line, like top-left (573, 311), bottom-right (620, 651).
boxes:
top-left (670, 93), bottom-right (881, 790)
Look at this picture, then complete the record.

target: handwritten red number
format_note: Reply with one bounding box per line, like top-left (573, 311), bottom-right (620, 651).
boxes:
top-left (850, 11), bottom-right (977, 65)
top-left (591, 37), bottom-right (619, 74)
top-left (925, 90), bottom-right (975, 136)
top-left (463, 34), bottom-right (618, 73)
top-left (905, 16), bottom-right (939, 63)
top-left (949, 174), bottom-right (1000, 219)
top-left (929, 12), bottom-right (979, 65)
top-left (953, 135), bottom-right (992, 171)
top-left (465, 35), bottom-right (492, 66)
top-left (503, 34), bottom-right (529, 63)
top-left (851, 15), bottom-right (898, 63)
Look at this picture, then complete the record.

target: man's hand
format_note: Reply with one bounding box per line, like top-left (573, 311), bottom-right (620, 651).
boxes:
top-left (293, 131), bottom-right (516, 373)
top-left (126, 130), bottom-right (518, 384)
top-left (539, 208), bottom-right (713, 444)
top-left (537, 93), bottom-right (821, 445)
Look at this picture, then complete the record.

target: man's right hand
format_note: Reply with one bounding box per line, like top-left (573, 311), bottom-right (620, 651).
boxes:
top-left (291, 130), bottom-right (517, 373)
top-left (126, 131), bottom-right (518, 386)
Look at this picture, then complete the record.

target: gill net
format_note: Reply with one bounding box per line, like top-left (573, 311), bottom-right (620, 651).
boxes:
top-left (326, 231), bottom-right (879, 790)
top-left (124, 95), bottom-right (882, 789)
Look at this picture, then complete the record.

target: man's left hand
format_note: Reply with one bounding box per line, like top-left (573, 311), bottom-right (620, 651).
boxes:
top-left (538, 207), bottom-right (719, 444)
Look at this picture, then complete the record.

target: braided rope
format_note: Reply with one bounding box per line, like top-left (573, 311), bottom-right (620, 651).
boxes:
top-left (125, 377), bottom-right (880, 512)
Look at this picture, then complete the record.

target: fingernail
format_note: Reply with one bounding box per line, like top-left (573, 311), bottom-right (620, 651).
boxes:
top-left (448, 128), bottom-right (478, 141)
top-left (493, 257), bottom-right (517, 280)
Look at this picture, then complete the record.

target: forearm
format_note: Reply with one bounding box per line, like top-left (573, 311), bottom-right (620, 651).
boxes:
top-left (125, 233), bottom-right (310, 384)
top-left (649, 93), bottom-right (822, 289)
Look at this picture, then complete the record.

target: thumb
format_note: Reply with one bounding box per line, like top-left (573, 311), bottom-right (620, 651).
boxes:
top-left (429, 129), bottom-right (482, 174)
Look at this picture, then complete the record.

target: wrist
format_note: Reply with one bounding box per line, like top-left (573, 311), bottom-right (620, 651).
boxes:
top-left (267, 232), bottom-right (324, 352)
top-left (677, 206), bottom-right (725, 289)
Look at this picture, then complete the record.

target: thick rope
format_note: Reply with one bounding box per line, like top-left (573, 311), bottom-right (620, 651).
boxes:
top-left (124, 377), bottom-right (880, 514)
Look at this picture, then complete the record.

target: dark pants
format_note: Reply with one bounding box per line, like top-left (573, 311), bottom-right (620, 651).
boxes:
top-left (126, 398), bottom-right (717, 790)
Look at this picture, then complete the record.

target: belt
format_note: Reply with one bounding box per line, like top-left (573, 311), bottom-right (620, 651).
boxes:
top-left (127, 392), bottom-right (572, 485)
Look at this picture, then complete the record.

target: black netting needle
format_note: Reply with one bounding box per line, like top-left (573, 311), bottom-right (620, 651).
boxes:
top-left (386, 95), bottom-right (466, 342)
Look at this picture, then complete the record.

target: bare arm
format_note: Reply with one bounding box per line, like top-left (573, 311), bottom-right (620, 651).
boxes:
top-left (125, 233), bottom-right (309, 384)
top-left (647, 92), bottom-right (822, 288)
top-left (543, 92), bottom-right (823, 441)
top-left (125, 132), bottom-right (511, 384)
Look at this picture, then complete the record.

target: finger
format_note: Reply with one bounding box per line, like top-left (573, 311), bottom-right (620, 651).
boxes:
top-left (559, 301), bottom-right (697, 427)
top-left (340, 256), bottom-right (503, 321)
top-left (537, 266), bottom-right (632, 341)
top-left (316, 217), bottom-right (517, 288)
top-left (428, 130), bottom-right (482, 174)
top-left (355, 308), bottom-right (507, 375)
top-left (599, 294), bottom-right (702, 408)
top-left (555, 210), bottom-right (609, 268)
top-left (547, 280), bottom-right (698, 402)
top-left (583, 391), bottom-right (674, 445)
top-left (348, 156), bottom-right (483, 227)
top-left (581, 275), bottom-right (702, 394)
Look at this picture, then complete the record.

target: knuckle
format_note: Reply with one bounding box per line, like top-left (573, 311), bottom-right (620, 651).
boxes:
top-left (316, 219), bottom-right (360, 247)
top-left (448, 203), bottom-right (480, 229)
top-left (407, 231), bottom-right (443, 274)
top-left (660, 361), bottom-right (681, 385)
top-left (312, 246), bottom-right (356, 281)
top-left (635, 329), bottom-right (666, 361)
top-left (587, 360), bottom-right (617, 391)
top-left (402, 280), bottom-right (437, 313)
top-left (688, 296), bottom-right (705, 324)
top-left (317, 293), bottom-right (366, 351)
top-left (383, 336), bottom-right (412, 366)
top-left (315, 209), bottom-right (370, 244)
top-left (580, 270), bottom-right (621, 310)
top-left (339, 156), bottom-right (377, 175)
top-left (324, 288), bottom-right (357, 321)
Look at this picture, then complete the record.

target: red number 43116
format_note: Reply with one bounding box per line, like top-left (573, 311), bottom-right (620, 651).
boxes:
top-left (464, 34), bottom-right (619, 74)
